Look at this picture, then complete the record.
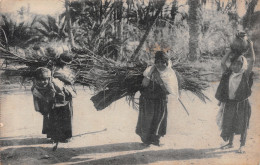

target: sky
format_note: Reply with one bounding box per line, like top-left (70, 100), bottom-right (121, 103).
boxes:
top-left (0, 0), bottom-right (259, 17)
top-left (0, 0), bottom-right (65, 15)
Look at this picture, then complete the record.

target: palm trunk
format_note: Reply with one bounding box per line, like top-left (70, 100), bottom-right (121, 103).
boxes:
top-left (187, 0), bottom-right (201, 61)
top-left (131, 0), bottom-right (166, 61)
top-left (113, 0), bottom-right (123, 61)
top-left (99, 0), bottom-right (102, 24)
top-left (115, 0), bottom-right (123, 41)
top-left (243, 0), bottom-right (258, 29)
top-left (65, 0), bottom-right (75, 48)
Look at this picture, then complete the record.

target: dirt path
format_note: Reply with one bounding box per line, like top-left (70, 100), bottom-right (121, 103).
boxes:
top-left (1, 82), bottom-right (260, 165)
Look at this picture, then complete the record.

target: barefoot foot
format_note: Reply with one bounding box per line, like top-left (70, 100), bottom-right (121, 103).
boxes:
top-left (52, 142), bottom-right (59, 151)
top-left (140, 142), bottom-right (150, 147)
top-left (220, 143), bottom-right (233, 149)
top-left (237, 146), bottom-right (246, 154)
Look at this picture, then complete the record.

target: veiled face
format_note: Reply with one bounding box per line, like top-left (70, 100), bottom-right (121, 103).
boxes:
top-left (155, 59), bottom-right (167, 71)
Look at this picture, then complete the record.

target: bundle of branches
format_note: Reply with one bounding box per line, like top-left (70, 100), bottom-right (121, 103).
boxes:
top-left (0, 46), bottom-right (88, 78)
top-left (0, 47), bottom-right (48, 79)
top-left (85, 62), bottom-right (145, 110)
top-left (0, 46), bottom-right (209, 111)
top-left (76, 54), bottom-right (209, 111)
top-left (0, 47), bottom-right (46, 67)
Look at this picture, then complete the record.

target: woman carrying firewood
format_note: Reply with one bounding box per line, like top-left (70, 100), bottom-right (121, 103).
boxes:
top-left (31, 66), bottom-right (75, 151)
top-left (50, 52), bottom-right (77, 150)
top-left (215, 32), bottom-right (255, 153)
top-left (136, 51), bottom-right (179, 147)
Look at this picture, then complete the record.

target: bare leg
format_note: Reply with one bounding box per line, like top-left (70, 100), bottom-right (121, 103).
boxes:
top-left (238, 130), bottom-right (247, 154)
top-left (52, 142), bottom-right (59, 151)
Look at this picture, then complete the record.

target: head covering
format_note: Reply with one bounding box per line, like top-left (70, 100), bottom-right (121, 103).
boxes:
top-left (232, 55), bottom-right (248, 73)
top-left (33, 44), bottom-right (41, 51)
top-left (155, 51), bottom-right (168, 65)
top-left (35, 67), bottom-right (51, 79)
top-left (45, 47), bottom-right (58, 59)
top-left (240, 56), bottom-right (248, 72)
top-left (228, 56), bottom-right (248, 99)
top-left (58, 52), bottom-right (73, 65)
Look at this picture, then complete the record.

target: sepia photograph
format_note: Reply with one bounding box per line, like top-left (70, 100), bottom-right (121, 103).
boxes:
top-left (0, 0), bottom-right (259, 164)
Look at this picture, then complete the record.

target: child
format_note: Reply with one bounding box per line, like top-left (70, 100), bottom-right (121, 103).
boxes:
top-left (31, 67), bottom-right (56, 139)
top-left (136, 51), bottom-right (179, 147)
top-left (215, 35), bottom-right (255, 153)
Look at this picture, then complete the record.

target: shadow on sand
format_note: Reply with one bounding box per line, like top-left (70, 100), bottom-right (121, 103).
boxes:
top-left (0, 139), bottom-right (235, 165)
top-left (0, 137), bottom-right (52, 146)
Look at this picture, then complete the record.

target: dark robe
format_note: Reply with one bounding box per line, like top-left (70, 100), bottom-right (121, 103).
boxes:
top-left (47, 68), bottom-right (75, 142)
top-left (136, 79), bottom-right (168, 144)
top-left (221, 99), bottom-right (251, 141)
top-left (215, 69), bottom-right (252, 142)
top-left (48, 88), bottom-right (73, 142)
top-left (32, 79), bottom-right (74, 142)
top-left (31, 83), bottom-right (55, 137)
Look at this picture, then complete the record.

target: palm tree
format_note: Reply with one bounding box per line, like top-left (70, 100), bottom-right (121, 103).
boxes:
top-left (131, 0), bottom-right (166, 61)
top-left (243, 0), bottom-right (259, 29)
top-left (65, 0), bottom-right (75, 47)
top-left (0, 15), bottom-right (38, 49)
top-left (36, 15), bottom-right (68, 41)
top-left (127, 0), bottom-right (162, 30)
top-left (69, 0), bottom-right (119, 59)
top-left (187, 0), bottom-right (201, 61)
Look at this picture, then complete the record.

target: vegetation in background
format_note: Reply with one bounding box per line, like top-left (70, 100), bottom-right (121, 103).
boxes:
top-left (0, 0), bottom-right (259, 88)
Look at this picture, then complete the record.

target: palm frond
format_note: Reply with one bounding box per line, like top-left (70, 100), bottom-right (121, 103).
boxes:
top-left (38, 20), bottom-right (51, 32)
top-left (35, 27), bottom-right (50, 37)
top-left (30, 16), bottom-right (38, 27)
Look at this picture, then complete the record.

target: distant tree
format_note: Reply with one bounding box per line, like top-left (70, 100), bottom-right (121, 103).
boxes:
top-left (36, 15), bottom-right (68, 41)
top-left (65, 0), bottom-right (75, 47)
top-left (170, 0), bottom-right (178, 22)
top-left (131, 0), bottom-right (166, 61)
top-left (0, 15), bottom-right (38, 49)
top-left (187, 0), bottom-right (201, 61)
top-left (17, 6), bottom-right (26, 19)
top-left (243, 0), bottom-right (259, 29)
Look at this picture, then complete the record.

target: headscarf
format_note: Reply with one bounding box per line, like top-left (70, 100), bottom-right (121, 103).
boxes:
top-left (58, 52), bottom-right (73, 65)
top-left (143, 51), bottom-right (179, 97)
top-left (240, 56), bottom-right (248, 72)
top-left (35, 67), bottom-right (51, 80)
top-left (155, 51), bottom-right (168, 66)
top-left (229, 56), bottom-right (248, 99)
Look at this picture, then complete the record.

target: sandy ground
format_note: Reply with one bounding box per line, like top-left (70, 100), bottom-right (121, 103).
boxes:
top-left (0, 81), bottom-right (260, 165)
